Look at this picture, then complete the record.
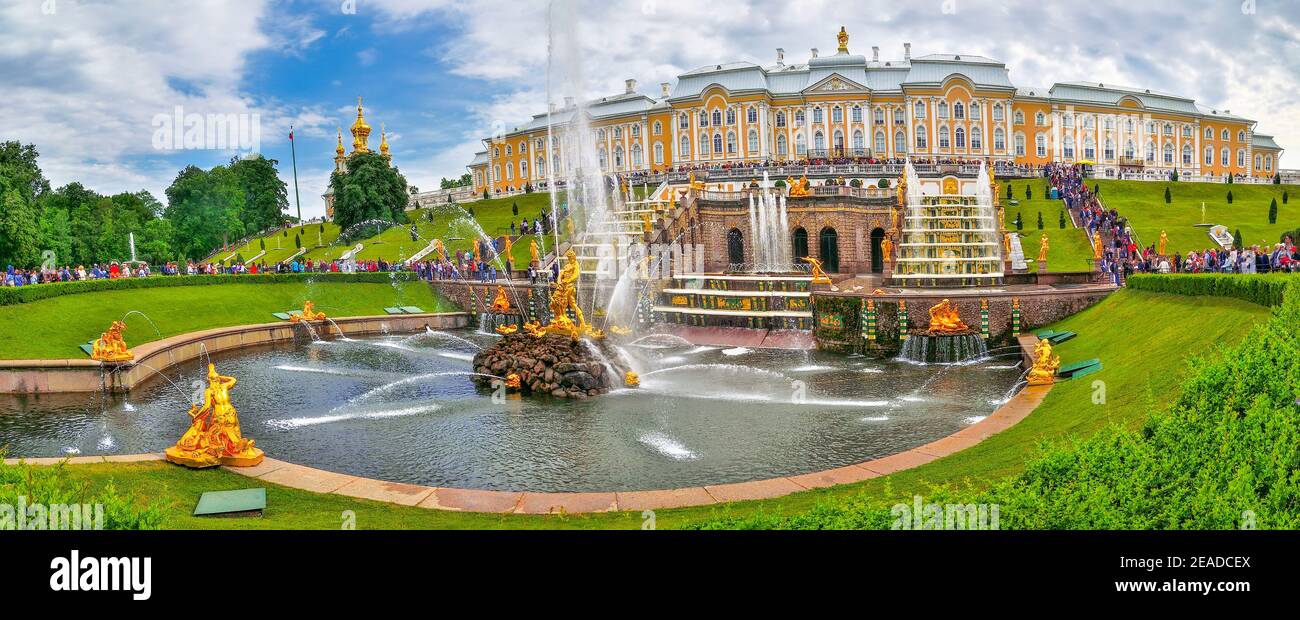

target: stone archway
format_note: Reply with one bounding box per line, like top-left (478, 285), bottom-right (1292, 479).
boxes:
top-left (727, 228), bottom-right (745, 268)
top-left (870, 227), bottom-right (886, 273)
top-left (792, 227), bottom-right (809, 264)
top-left (819, 227), bottom-right (840, 273)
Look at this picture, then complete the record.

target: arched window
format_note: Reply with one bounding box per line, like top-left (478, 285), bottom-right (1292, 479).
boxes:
top-left (777, 134), bottom-right (788, 157)
top-left (1083, 137), bottom-right (1094, 160)
top-left (713, 133), bottom-right (724, 155)
top-left (1035, 111), bottom-right (1046, 126)
top-left (971, 127), bottom-right (983, 150)
top-left (814, 131), bottom-right (825, 151)
top-left (1036, 134), bottom-right (1047, 157)
top-left (993, 104), bottom-right (1004, 122)
top-left (1063, 135), bottom-right (1075, 159)
top-left (1183, 145), bottom-right (1193, 166)
top-left (699, 110), bottom-right (709, 127)
top-left (747, 130), bottom-right (758, 153)
top-left (874, 131), bottom-right (886, 153)
top-left (796, 132), bottom-right (807, 155)
top-left (1205, 127), bottom-right (1214, 139)
top-left (832, 129), bottom-right (844, 154)
top-left (813, 107), bottom-right (824, 124)
top-left (631, 144), bottom-right (643, 167)
top-left (747, 107), bottom-right (757, 124)
top-left (727, 229), bottom-right (745, 266)
top-left (937, 101), bottom-right (949, 119)
top-left (993, 127), bottom-right (1005, 151)
top-left (794, 110), bottom-right (805, 125)
top-left (679, 135), bottom-right (691, 158)
top-left (699, 133), bottom-right (710, 156)
top-left (652, 121), bottom-right (662, 135)
top-left (725, 108), bottom-right (736, 125)
top-left (1238, 130), bottom-right (1246, 142)
top-left (614, 146), bottom-right (624, 168)
top-left (1255, 154), bottom-right (1263, 170)
top-left (1014, 110), bottom-right (1024, 125)
top-left (853, 130), bottom-right (865, 150)
top-left (1144, 141), bottom-right (1155, 162)
top-left (679, 113), bottom-right (689, 129)
top-left (629, 125), bottom-right (638, 138)
top-left (939, 125), bottom-right (951, 149)
top-left (895, 130), bottom-right (906, 154)
top-left (831, 106), bottom-right (843, 124)
top-left (653, 142), bottom-right (664, 165)
top-left (1204, 146), bottom-right (1213, 166)
top-left (1266, 155), bottom-right (1273, 171)
top-left (1237, 149), bottom-right (1246, 167)
top-left (873, 107), bottom-right (885, 125)
top-left (1221, 129), bottom-right (1230, 141)
top-left (970, 103), bottom-right (981, 120)
top-left (955, 127), bottom-right (966, 149)
top-left (851, 105), bottom-right (863, 123)
top-left (792, 228), bottom-right (809, 263)
top-left (1163, 143), bottom-right (1174, 164)
top-left (712, 109), bottom-right (723, 126)
top-left (953, 101), bottom-right (964, 119)
top-left (505, 164), bottom-right (514, 181)
top-left (520, 160), bottom-right (528, 179)
top-left (1221, 147), bottom-right (1229, 166)
top-left (914, 101), bottom-right (926, 119)
top-left (505, 144), bottom-right (513, 156)
top-left (1015, 133), bottom-right (1026, 156)
top-left (536, 156), bottom-right (545, 177)
top-left (1104, 138), bottom-right (1115, 160)
top-left (915, 124), bottom-right (928, 150)
top-left (726, 131), bottom-right (737, 154)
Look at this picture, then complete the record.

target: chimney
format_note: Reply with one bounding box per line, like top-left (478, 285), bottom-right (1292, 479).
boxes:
top-left (904, 43), bottom-right (912, 60)
top-left (660, 82), bottom-right (671, 98)
top-left (564, 96), bottom-right (575, 108)
top-left (625, 78), bottom-right (637, 94)
top-left (776, 48), bottom-right (785, 66)
top-left (549, 102), bottom-right (557, 113)
top-left (811, 48), bottom-right (819, 58)
top-left (872, 46), bottom-right (880, 62)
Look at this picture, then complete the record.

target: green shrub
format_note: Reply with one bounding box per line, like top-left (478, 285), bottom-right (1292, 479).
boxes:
top-left (1, 457), bottom-right (164, 530)
top-left (0, 273), bottom-right (423, 307)
top-left (1269, 198), bottom-right (1278, 224)
top-left (1121, 274), bottom-right (1292, 307)
top-left (1036, 211), bottom-right (1044, 230)
top-left (877, 178), bottom-right (890, 189)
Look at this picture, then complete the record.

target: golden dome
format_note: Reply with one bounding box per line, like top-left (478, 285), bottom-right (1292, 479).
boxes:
top-left (350, 96), bottom-right (372, 153)
top-left (379, 123), bottom-right (390, 158)
top-left (335, 128), bottom-right (345, 156)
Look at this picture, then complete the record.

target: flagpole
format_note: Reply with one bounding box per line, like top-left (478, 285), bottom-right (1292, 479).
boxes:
top-left (289, 125), bottom-right (303, 224)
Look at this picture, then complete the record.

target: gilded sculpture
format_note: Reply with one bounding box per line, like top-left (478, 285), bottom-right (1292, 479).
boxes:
top-left (802, 256), bottom-right (832, 285)
top-left (490, 285), bottom-right (511, 313)
top-left (927, 299), bottom-right (970, 333)
top-left (290, 300), bottom-right (326, 322)
top-left (1093, 230), bottom-right (1104, 260)
top-left (1038, 233), bottom-right (1050, 263)
top-left (164, 363), bottom-right (264, 468)
top-left (91, 321), bottom-right (133, 363)
top-left (1027, 339), bottom-right (1061, 386)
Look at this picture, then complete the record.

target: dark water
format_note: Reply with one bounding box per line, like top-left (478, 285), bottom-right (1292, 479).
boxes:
top-left (0, 330), bottom-right (1025, 493)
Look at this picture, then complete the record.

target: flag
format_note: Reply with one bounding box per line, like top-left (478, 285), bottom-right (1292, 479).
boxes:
top-left (289, 128), bottom-right (294, 141)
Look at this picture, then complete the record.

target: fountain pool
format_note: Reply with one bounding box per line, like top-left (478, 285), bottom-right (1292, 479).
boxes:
top-left (0, 330), bottom-right (1023, 493)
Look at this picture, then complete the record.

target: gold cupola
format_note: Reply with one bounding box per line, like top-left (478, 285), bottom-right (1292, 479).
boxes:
top-left (350, 96), bottom-right (372, 154)
top-left (379, 123), bottom-right (391, 161)
top-left (334, 128), bottom-right (347, 171)
top-left (837, 26), bottom-right (849, 54)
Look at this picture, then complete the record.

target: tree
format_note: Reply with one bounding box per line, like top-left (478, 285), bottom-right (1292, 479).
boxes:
top-left (0, 181), bottom-right (41, 268)
top-left (1036, 211), bottom-right (1044, 230)
top-left (1269, 198), bottom-right (1278, 224)
top-left (512, 202), bottom-right (519, 216)
top-left (1164, 187), bottom-right (1171, 204)
top-left (1059, 210), bottom-right (1067, 229)
top-left (328, 152), bottom-right (409, 232)
top-left (164, 164), bottom-right (247, 259)
top-left (139, 218), bottom-right (175, 264)
top-left (37, 205), bottom-right (73, 268)
top-left (260, 238), bottom-right (266, 250)
top-left (1015, 212), bottom-right (1023, 231)
top-left (1284, 191), bottom-right (1289, 205)
top-left (1274, 172), bottom-right (1282, 185)
top-left (1026, 186), bottom-right (1033, 200)
top-left (1227, 191), bottom-right (1234, 204)
top-left (294, 234), bottom-right (301, 249)
top-left (230, 155), bottom-right (289, 233)
top-left (1006, 184), bottom-right (1013, 200)
top-left (1233, 229), bottom-right (1244, 248)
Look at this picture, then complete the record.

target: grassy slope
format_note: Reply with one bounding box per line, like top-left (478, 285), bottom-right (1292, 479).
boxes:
top-left (220, 222), bottom-right (342, 265)
top-left (1096, 179), bottom-right (1300, 253)
top-left (22, 288), bottom-right (1269, 529)
top-left (0, 281), bottom-right (456, 360)
top-left (1001, 183), bottom-right (1097, 272)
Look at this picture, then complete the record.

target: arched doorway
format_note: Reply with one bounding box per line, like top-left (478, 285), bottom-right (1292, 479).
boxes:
top-left (819, 227), bottom-right (840, 273)
top-left (727, 228), bottom-right (745, 267)
top-left (870, 228), bottom-right (886, 273)
top-left (792, 228), bottom-right (809, 264)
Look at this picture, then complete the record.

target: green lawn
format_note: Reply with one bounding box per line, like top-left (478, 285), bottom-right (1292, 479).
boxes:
top-left (11, 287), bottom-right (1269, 529)
top-left (219, 222), bottom-right (342, 265)
top-left (999, 178), bottom-right (1095, 272)
top-left (0, 281), bottom-right (456, 360)
top-left (1096, 179), bottom-right (1300, 254)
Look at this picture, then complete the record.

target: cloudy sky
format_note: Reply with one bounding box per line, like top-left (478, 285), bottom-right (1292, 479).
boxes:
top-left (2, 0), bottom-right (1297, 218)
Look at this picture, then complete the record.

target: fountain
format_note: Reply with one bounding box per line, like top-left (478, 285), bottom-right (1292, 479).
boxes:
top-left (893, 160), bottom-right (1004, 287)
top-left (91, 321), bottom-right (134, 363)
top-left (164, 363), bottom-right (264, 468)
top-left (898, 299), bottom-right (989, 364)
top-left (290, 300), bottom-right (326, 323)
top-left (747, 172), bottom-right (792, 272)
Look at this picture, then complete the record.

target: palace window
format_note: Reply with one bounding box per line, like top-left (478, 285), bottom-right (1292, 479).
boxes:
top-left (970, 103), bottom-right (981, 121)
top-left (652, 121), bottom-right (662, 136)
top-left (853, 130), bottom-right (865, 150)
top-left (632, 144), bottom-right (643, 166)
top-left (795, 110), bottom-right (805, 126)
top-left (814, 131), bottom-right (825, 151)
top-left (493, 147), bottom-right (500, 158)
top-left (938, 102), bottom-right (949, 119)
top-left (726, 109), bottom-right (736, 125)
top-left (726, 131), bottom-right (737, 154)
top-left (1164, 123), bottom-right (1173, 136)
top-left (699, 111), bottom-right (709, 127)
top-left (970, 127), bottom-right (982, 150)
top-left (699, 133), bottom-right (710, 156)
top-left (1035, 112), bottom-right (1046, 126)
top-left (1204, 127), bottom-right (1214, 140)
top-left (614, 127), bottom-right (622, 139)
top-left (874, 107), bottom-right (885, 125)
top-left (1163, 143), bottom-right (1174, 165)
top-left (519, 140), bottom-right (528, 153)
top-left (777, 134), bottom-right (788, 157)
top-left (1146, 122), bottom-right (1155, 134)
top-left (1014, 110), bottom-right (1024, 125)
top-left (796, 132), bottom-right (807, 155)
top-left (614, 146), bottom-right (624, 169)
top-left (1237, 149), bottom-right (1246, 167)
top-left (993, 104), bottom-right (1004, 122)
top-left (493, 165), bottom-right (500, 182)
top-left (994, 127), bottom-right (1005, 151)
top-left (1036, 134), bottom-right (1047, 157)
top-left (1063, 135), bottom-right (1075, 159)
top-left (1145, 141), bottom-right (1155, 163)
top-left (895, 131), bottom-right (906, 154)
top-left (679, 135), bottom-right (691, 158)
top-left (535, 139), bottom-right (544, 151)
top-left (1182, 125), bottom-right (1192, 138)
top-left (1015, 133), bottom-right (1026, 156)
top-left (653, 143), bottom-right (663, 165)
top-left (520, 160), bottom-right (528, 179)
top-left (1256, 154), bottom-right (1263, 170)
top-left (832, 106), bottom-right (843, 124)
top-left (915, 125), bottom-right (927, 150)
top-left (714, 133), bottom-right (724, 155)
top-left (1104, 138), bottom-right (1115, 160)
top-left (747, 107), bottom-right (758, 124)
top-left (506, 145), bottom-right (513, 156)
top-left (776, 111), bottom-right (787, 128)
top-left (953, 101), bottom-right (964, 120)
top-left (712, 109), bottom-right (723, 126)
top-left (536, 156), bottom-right (545, 177)
top-left (1183, 145), bottom-right (1193, 166)
top-left (939, 126), bottom-right (951, 149)
top-left (852, 105), bottom-right (863, 123)
top-left (1266, 155), bottom-right (1273, 171)
top-left (1221, 129), bottom-right (1230, 141)
top-left (505, 164), bottom-right (514, 181)
top-left (1204, 146), bottom-right (1213, 166)
top-left (1126, 118), bottom-right (1134, 133)
top-left (875, 130), bottom-right (886, 153)
top-left (1221, 147), bottom-right (1230, 166)
top-left (1084, 137), bottom-right (1095, 160)
top-left (955, 127), bottom-right (966, 149)
top-left (833, 130), bottom-right (844, 152)
top-left (1083, 116), bottom-right (1093, 130)
top-left (679, 113), bottom-right (689, 129)
top-left (894, 107), bottom-right (905, 125)
top-left (1063, 114), bottom-right (1074, 129)
top-left (1104, 117), bottom-right (1114, 130)
top-left (813, 107), bottom-right (824, 124)
top-left (914, 101), bottom-right (926, 119)
top-left (1238, 130), bottom-right (1246, 142)
top-left (747, 130), bottom-right (758, 153)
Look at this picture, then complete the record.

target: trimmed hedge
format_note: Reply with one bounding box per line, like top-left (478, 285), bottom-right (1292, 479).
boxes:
top-left (0, 273), bottom-right (423, 307)
top-left (1126, 274), bottom-right (1294, 307)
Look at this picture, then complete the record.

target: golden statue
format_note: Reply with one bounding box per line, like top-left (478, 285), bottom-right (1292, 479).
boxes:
top-left (490, 285), bottom-right (511, 313)
top-left (881, 235), bottom-right (894, 264)
top-left (522, 320), bottom-right (545, 338)
top-left (91, 321), bottom-right (133, 363)
top-left (566, 218), bottom-right (575, 238)
top-left (495, 324), bottom-right (519, 335)
top-left (542, 248), bottom-right (599, 338)
top-left (472, 239), bottom-right (482, 263)
top-left (609, 325), bottom-right (632, 336)
top-left (787, 176), bottom-right (812, 197)
top-left (802, 256), bottom-right (832, 285)
top-left (641, 212), bottom-right (652, 234)
top-left (165, 364), bottom-right (264, 468)
top-left (290, 300), bottom-right (325, 323)
top-left (1027, 339), bottom-right (1062, 386)
top-left (896, 175), bottom-right (908, 207)
top-left (1004, 231), bottom-right (1013, 254)
top-left (927, 299), bottom-right (970, 333)
top-left (624, 371), bottom-right (640, 388)
top-left (504, 373), bottom-right (521, 390)
top-left (1038, 233), bottom-right (1050, 263)
top-left (1158, 230), bottom-right (1168, 256)
top-left (503, 235), bottom-right (514, 262)
top-left (1093, 230), bottom-right (1104, 260)
top-left (837, 26), bottom-right (850, 53)
top-left (688, 172), bottom-right (705, 191)
top-left (434, 238), bottom-right (447, 261)
top-left (530, 240), bottom-right (540, 265)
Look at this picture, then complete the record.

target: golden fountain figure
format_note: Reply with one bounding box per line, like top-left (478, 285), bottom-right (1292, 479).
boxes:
top-left (504, 373), bottom-right (522, 390)
top-left (688, 172), bottom-right (705, 192)
top-left (530, 240), bottom-right (540, 266)
top-left (1038, 233), bottom-right (1050, 263)
top-left (1158, 230), bottom-right (1168, 256)
top-left (165, 363), bottom-right (264, 468)
top-left (1027, 339), bottom-right (1062, 386)
top-left (927, 299), bottom-right (970, 334)
top-left (290, 300), bottom-right (326, 322)
top-left (801, 256), bottom-right (832, 285)
top-left (1093, 230), bottom-right (1104, 260)
top-left (881, 234), bottom-right (894, 264)
top-left (624, 371), bottom-right (641, 388)
top-left (541, 248), bottom-right (602, 339)
top-left (91, 321), bottom-right (133, 363)
top-left (490, 285), bottom-right (511, 313)
top-left (787, 176), bottom-right (812, 197)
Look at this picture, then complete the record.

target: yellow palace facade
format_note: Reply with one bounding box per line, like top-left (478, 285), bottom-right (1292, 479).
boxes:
top-left (468, 28), bottom-right (1283, 195)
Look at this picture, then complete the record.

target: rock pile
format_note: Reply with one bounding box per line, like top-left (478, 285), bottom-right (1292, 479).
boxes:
top-left (472, 333), bottom-right (627, 399)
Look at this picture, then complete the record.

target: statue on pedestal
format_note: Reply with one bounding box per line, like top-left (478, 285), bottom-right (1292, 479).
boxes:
top-left (927, 299), bottom-right (969, 333)
top-left (1158, 230), bottom-right (1168, 256)
top-left (91, 321), bottom-right (133, 363)
top-left (1027, 339), bottom-right (1061, 385)
top-left (165, 364), bottom-right (264, 468)
top-left (290, 300), bottom-right (326, 323)
top-left (1038, 233), bottom-right (1050, 263)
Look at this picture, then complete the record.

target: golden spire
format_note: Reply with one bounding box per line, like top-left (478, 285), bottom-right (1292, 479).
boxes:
top-left (350, 96), bottom-right (372, 154)
top-left (837, 26), bottom-right (849, 54)
top-left (379, 123), bottom-right (390, 160)
top-left (335, 128), bottom-right (345, 157)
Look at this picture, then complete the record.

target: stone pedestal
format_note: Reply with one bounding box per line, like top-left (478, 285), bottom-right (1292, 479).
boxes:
top-left (1037, 260), bottom-right (1048, 274)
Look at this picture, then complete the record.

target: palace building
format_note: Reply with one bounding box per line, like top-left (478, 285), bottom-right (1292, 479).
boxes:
top-left (467, 28), bottom-right (1283, 195)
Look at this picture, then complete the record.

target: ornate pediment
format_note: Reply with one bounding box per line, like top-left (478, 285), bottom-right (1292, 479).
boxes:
top-left (805, 73), bottom-right (870, 94)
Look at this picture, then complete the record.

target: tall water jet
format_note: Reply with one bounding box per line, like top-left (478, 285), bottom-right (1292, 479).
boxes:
top-left (745, 172), bottom-right (791, 272)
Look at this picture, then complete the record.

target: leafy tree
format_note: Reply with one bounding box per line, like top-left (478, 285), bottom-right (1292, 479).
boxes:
top-left (1026, 186), bottom-right (1032, 200)
top-left (1233, 228), bottom-right (1244, 248)
top-left (0, 180), bottom-right (41, 268)
top-left (294, 234), bottom-right (301, 249)
top-left (1036, 211), bottom-right (1044, 230)
top-left (1006, 184), bottom-right (1013, 200)
top-left (878, 178), bottom-right (890, 189)
top-left (512, 202), bottom-right (519, 216)
top-left (260, 238), bottom-right (266, 250)
top-left (1269, 198), bottom-right (1278, 224)
top-left (1164, 187), bottom-right (1171, 204)
top-left (37, 206), bottom-right (73, 268)
top-left (139, 218), bottom-right (174, 264)
top-left (328, 152), bottom-right (409, 232)
top-left (164, 165), bottom-right (246, 260)
top-left (1227, 190), bottom-right (1234, 204)
top-left (1284, 191), bottom-right (1289, 205)
top-left (230, 155), bottom-right (288, 233)
top-left (1059, 210), bottom-right (1067, 229)
top-left (1014, 212), bottom-right (1023, 231)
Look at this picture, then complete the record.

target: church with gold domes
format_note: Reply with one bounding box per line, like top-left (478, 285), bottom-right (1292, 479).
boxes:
top-left (324, 97), bottom-right (393, 219)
